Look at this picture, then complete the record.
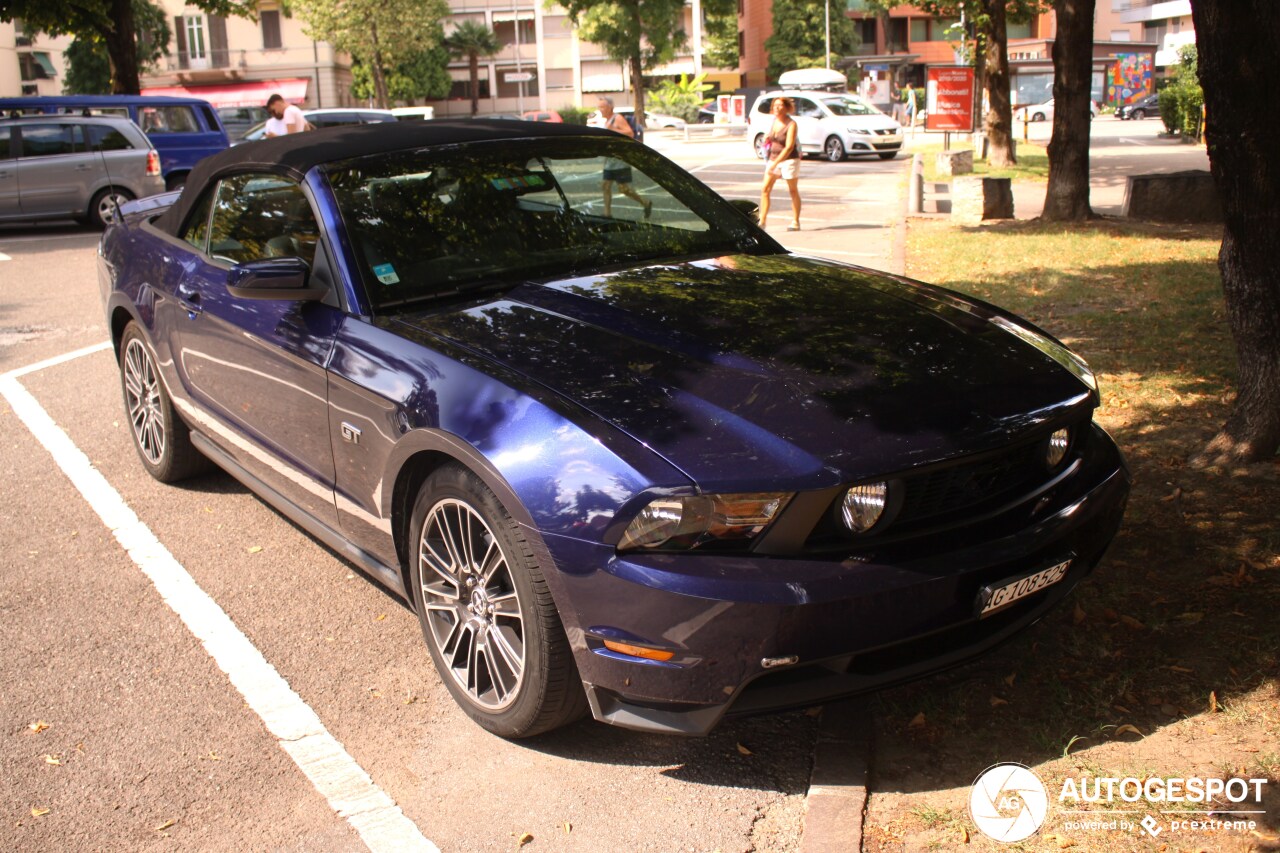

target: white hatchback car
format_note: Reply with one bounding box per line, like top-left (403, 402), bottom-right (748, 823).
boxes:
top-left (748, 91), bottom-right (903, 162)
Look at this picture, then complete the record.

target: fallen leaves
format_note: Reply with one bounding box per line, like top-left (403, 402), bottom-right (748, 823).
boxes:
top-left (908, 712), bottom-right (927, 729)
top-left (28, 720), bottom-right (49, 734)
top-left (1119, 615), bottom-right (1146, 630)
top-left (375, 614), bottom-right (387, 622)
top-left (958, 825), bottom-right (969, 844)
top-left (736, 743), bottom-right (753, 756)
top-left (43, 754), bottom-right (61, 766)
top-left (563, 822), bottom-right (572, 834)
top-left (990, 696), bottom-right (1009, 708)
top-left (515, 831), bottom-right (533, 847)
top-left (246, 545), bottom-right (263, 554)
top-left (1209, 691), bottom-right (1219, 713)
top-left (1113, 723), bottom-right (1145, 738)
top-left (155, 818), bottom-right (177, 832)
top-left (31, 807), bottom-right (50, 818)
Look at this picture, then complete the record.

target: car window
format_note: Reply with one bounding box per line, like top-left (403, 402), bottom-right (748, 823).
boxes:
top-left (328, 138), bottom-right (759, 310)
top-left (18, 123), bottom-right (82, 157)
top-left (85, 124), bottom-right (135, 151)
top-left (198, 104), bottom-right (219, 132)
top-left (181, 189), bottom-right (215, 253)
top-left (312, 113), bottom-right (356, 127)
top-left (821, 97), bottom-right (877, 117)
top-left (795, 99), bottom-right (824, 119)
top-left (139, 106), bottom-right (199, 135)
top-left (0, 127), bottom-right (10, 159)
top-left (206, 173), bottom-right (320, 267)
top-left (76, 107), bottom-right (130, 119)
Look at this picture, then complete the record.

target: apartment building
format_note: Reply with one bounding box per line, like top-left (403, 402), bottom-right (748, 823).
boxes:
top-left (1117, 0), bottom-right (1194, 69)
top-left (137, 1), bottom-right (356, 110)
top-left (0, 21), bottom-right (72, 97)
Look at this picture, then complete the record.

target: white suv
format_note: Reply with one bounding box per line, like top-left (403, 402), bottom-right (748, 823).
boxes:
top-left (748, 91), bottom-right (903, 162)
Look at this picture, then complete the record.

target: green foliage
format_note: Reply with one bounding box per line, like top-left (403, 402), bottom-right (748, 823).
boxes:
top-left (764, 0), bottom-right (859, 81)
top-left (352, 46), bottom-right (451, 104)
top-left (1159, 44), bottom-right (1203, 137)
top-left (558, 0), bottom-right (687, 79)
top-left (702, 0), bottom-right (739, 69)
top-left (62, 0), bottom-right (170, 94)
top-left (558, 105), bottom-right (593, 125)
top-left (647, 73), bottom-right (713, 122)
top-left (444, 20), bottom-right (501, 62)
top-left (294, 0), bottom-right (449, 88)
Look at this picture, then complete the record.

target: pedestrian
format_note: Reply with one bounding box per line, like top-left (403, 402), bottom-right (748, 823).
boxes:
top-left (590, 97), bottom-right (652, 220)
top-left (264, 94), bottom-right (307, 137)
top-left (759, 97), bottom-right (801, 231)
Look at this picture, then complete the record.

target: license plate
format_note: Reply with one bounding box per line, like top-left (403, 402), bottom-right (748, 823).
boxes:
top-left (977, 559), bottom-right (1072, 617)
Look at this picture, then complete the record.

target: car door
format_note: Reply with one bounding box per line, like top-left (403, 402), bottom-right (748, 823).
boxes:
top-left (792, 96), bottom-right (825, 152)
top-left (167, 172), bottom-right (342, 526)
top-left (0, 127), bottom-right (17, 217)
top-left (14, 122), bottom-right (94, 218)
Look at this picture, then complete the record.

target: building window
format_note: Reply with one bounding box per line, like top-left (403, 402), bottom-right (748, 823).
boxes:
top-left (18, 52), bottom-right (56, 81)
top-left (544, 68), bottom-right (574, 91)
top-left (496, 66), bottom-right (536, 98)
top-left (1007, 21), bottom-right (1032, 39)
top-left (449, 74), bottom-right (490, 101)
top-left (493, 18), bottom-right (536, 48)
top-left (1111, 29), bottom-right (1131, 41)
top-left (186, 15), bottom-right (207, 62)
top-left (887, 18), bottom-right (907, 53)
top-left (261, 10), bottom-right (282, 50)
top-left (909, 19), bottom-right (927, 44)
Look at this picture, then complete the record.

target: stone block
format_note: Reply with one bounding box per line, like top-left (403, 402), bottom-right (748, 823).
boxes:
top-left (935, 149), bottom-right (973, 176)
top-left (951, 177), bottom-right (1014, 224)
top-left (1123, 171), bottom-right (1222, 222)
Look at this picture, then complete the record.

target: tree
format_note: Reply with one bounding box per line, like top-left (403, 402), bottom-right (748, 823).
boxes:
top-left (558, 0), bottom-right (688, 125)
top-left (293, 0), bottom-right (449, 109)
top-left (1, 0), bottom-right (249, 93)
top-left (63, 0), bottom-right (169, 95)
top-left (1040, 0), bottom-right (1096, 220)
top-left (444, 21), bottom-right (500, 116)
top-left (701, 0), bottom-right (739, 70)
top-left (1187, 0), bottom-right (1280, 464)
top-left (764, 0), bottom-right (859, 82)
top-left (648, 73), bottom-right (714, 122)
top-left (352, 47), bottom-right (451, 106)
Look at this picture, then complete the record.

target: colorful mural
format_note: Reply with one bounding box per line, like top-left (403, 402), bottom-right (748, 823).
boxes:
top-left (1107, 53), bottom-right (1154, 106)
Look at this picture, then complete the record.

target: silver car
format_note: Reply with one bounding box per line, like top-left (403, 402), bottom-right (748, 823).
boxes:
top-left (0, 114), bottom-right (165, 228)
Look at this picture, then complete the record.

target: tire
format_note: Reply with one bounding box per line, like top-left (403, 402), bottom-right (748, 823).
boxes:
top-left (1133, 109), bottom-right (1146, 120)
top-left (88, 187), bottom-right (134, 230)
top-left (753, 133), bottom-right (768, 160)
top-left (1032, 112), bottom-right (1046, 122)
top-left (118, 323), bottom-right (210, 482)
top-left (878, 151), bottom-right (898, 161)
top-left (165, 173), bottom-right (187, 192)
top-left (824, 136), bottom-right (846, 162)
top-left (409, 465), bottom-right (586, 737)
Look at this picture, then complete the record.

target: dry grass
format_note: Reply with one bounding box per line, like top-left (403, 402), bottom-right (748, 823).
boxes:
top-left (914, 140), bottom-right (1051, 183)
top-left (862, 219), bottom-right (1280, 853)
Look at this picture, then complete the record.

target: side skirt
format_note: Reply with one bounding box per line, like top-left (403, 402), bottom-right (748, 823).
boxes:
top-left (188, 432), bottom-right (408, 602)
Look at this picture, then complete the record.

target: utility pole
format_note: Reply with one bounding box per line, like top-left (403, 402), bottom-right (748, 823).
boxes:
top-left (825, 0), bottom-right (831, 69)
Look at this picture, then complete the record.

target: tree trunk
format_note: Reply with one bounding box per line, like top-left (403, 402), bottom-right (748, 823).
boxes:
top-left (369, 20), bottom-right (390, 109)
top-left (628, 0), bottom-right (647, 127)
top-left (1188, 0), bottom-right (1280, 465)
top-left (1042, 0), bottom-right (1096, 220)
top-left (469, 53), bottom-right (480, 115)
top-left (102, 0), bottom-right (141, 94)
top-left (981, 0), bottom-right (1015, 166)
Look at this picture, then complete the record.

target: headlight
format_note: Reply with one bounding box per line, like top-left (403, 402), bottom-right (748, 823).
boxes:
top-left (989, 316), bottom-right (1099, 401)
top-left (841, 482), bottom-right (888, 533)
top-left (617, 492), bottom-right (792, 551)
top-left (1045, 428), bottom-right (1070, 469)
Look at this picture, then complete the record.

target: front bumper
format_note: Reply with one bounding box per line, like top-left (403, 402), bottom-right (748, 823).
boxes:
top-left (541, 425), bottom-right (1130, 735)
top-left (847, 131), bottom-right (903, 152)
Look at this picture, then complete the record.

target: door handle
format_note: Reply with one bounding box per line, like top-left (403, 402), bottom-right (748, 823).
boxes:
top-left (76, 164), bottom-right (92, 171)
top-left (176, 283), bottom-right (202, 316)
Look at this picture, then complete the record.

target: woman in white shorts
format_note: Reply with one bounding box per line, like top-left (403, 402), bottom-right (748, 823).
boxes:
top-left (759, 97), bottom-right (802, 231)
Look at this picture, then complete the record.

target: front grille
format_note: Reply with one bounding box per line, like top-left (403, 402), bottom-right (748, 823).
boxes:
top-left (897, 441), bottom-right (1043, 525)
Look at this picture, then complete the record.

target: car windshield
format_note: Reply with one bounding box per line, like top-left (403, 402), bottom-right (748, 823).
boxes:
top-left (821, 97), bottom-right (878, 117)
top-left (326, 137), bottom-right (764, 311)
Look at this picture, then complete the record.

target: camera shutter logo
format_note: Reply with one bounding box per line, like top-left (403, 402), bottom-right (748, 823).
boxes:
top-left (969, 763), bottom-right (1049, 842)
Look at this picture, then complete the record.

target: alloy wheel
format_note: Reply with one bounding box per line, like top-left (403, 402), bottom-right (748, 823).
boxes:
top-left (123, 338), bottom-right (165, 465)
top-left (418, 498), bottom-right (526, 711)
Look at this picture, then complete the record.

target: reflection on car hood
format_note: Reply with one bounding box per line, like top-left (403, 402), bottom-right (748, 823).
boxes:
top-left (845, 115), bottom-right (900, 131)
top-left (391, 254), bottom-right (1093, 490)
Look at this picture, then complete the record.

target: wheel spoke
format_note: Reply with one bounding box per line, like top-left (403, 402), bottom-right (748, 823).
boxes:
top-left (479, 538), bottom-right (503, 584)
top-left (489, 591), bottom-right (521, 620)
top-left (488, 624), bottom-right (524, 685)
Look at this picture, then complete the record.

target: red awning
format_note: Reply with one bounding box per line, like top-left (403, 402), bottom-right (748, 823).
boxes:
top-left (142, 78), bottom-right (309, 109)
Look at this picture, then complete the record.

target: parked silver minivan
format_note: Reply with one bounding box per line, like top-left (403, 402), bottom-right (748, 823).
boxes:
top-left (0, 114), bottom-right (166, 228)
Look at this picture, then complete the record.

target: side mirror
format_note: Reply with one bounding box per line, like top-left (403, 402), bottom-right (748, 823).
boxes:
top-left (727, 198), bottom-right (761, 223)
top-left (226, 256), bottom-right (326, 301)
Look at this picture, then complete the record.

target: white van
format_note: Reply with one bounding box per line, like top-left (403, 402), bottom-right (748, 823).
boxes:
top-left (748, 91), bottom-right (903, 162)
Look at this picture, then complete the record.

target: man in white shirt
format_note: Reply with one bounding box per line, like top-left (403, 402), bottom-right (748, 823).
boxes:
top-left (264, 94), bottom-right (307, 137)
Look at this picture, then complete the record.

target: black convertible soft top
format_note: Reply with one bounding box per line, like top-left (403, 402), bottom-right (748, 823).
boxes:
top-left (154, 119), bottom-right (615, 237)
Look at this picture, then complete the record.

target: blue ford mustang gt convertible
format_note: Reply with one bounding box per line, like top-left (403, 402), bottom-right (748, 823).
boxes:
top-left (99, 121), bottom-right (1129, 737)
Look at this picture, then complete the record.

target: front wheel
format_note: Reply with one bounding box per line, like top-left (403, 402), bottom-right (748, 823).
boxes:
top-left (118, 323), bottom-right (209, 482)
top-left (878, 151), bottom-right (898, 161)
top-left (824, 136), bottom-right (846, 162)
top-left (1132, 109), bottom-right (1146, 120)
top-left (1032, 112), bottom-right (1046, 122)
top-left (89, 187), bottom-right (134, 229)
top-left (410, 465), bottom-right (586, 737)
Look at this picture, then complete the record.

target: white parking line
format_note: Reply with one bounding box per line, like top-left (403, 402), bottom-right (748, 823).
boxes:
top-left (0, 345), bottom-right (436, 853)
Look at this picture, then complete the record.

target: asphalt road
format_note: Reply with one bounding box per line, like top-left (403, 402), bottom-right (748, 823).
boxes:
top-left (0, 138), bottom-right (909, 853)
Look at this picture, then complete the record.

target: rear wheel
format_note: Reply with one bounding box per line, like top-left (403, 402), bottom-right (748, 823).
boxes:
top-left (165, 173), bottom-right (188, 192)
top-left (118, 323), bottom-right (209, 482)
top-left (753, 133), bottom-right (768, 159)
top-left (1133, 108), bottom-right (1147, 120)
top-left (89, 187), bottom-right (133, 229)
top-left (1032, 111), bottom-right (1046, 122)
top-left (824, 136), bottom-right (846, 162)
top-left (410, 465), bottom-right (586, 737)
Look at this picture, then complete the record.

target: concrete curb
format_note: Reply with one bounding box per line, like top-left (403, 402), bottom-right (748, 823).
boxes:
top-left (798, 701), bottom-right (873, 853)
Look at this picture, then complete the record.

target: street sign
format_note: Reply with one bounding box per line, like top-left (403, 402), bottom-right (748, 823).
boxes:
top-left (926, 67), bottom-right (975, 132)
top-left (504, 71), bottom-right (534, 83)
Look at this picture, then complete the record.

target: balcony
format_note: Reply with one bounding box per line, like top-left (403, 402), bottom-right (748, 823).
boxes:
top-left (1119, 0), bottom-right (1191, 24)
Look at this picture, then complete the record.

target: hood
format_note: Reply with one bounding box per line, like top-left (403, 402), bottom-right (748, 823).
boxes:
top-left (845, 114), bottom-right (900, 131)
top-left (392, 255), bottom-right (1093, 491)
